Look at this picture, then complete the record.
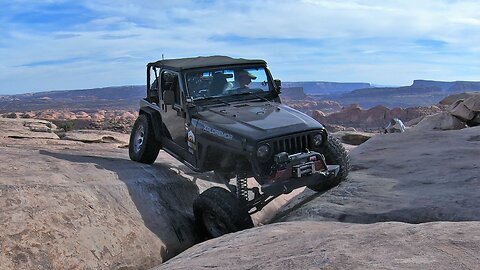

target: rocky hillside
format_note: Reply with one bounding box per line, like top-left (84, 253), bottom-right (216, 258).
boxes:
top-left (0, 85), bottom-right (144, 112)
top-left (313, 104), bottom-right (446, 130)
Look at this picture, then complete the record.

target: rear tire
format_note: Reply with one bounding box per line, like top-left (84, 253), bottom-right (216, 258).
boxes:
top-left (129, 114), bottom-right (161, 164)
top-left (194, 187), bottom-right (253, 239)
top-left (309, 136), bottom-right (350, 192)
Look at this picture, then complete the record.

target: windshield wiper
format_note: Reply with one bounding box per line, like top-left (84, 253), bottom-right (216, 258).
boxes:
top-left (194, 96), bottom-right (230, 106)
top-left (228, 91), bottom-right (271, 103)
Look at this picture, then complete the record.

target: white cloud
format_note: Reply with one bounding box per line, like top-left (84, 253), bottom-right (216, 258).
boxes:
top-left (1, 0), bottom-right (480, 94)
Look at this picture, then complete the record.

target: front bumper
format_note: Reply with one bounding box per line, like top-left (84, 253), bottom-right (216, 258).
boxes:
top-left (261, 151), bottom-right (339, 196)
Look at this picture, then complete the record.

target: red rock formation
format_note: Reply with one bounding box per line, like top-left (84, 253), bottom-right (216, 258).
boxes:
top-left (312, 104), bottom-right (445, 130)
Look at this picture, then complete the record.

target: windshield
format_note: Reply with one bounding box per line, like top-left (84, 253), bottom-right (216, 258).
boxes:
top-left (186, 66), bottom-right (272, 100)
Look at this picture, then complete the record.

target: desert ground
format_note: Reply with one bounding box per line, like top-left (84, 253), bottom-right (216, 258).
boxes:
top-left (0, 93), bottom-right (479, 269)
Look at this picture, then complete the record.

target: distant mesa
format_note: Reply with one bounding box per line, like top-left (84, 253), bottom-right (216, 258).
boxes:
top-left (412, 80), bottom-right (480, 92)
top-left (0, 85), bottom-right (144, 112)
top-left (280, 87), bottom-right (308, 100)
top-left (338, 80), bottom-right (480, 108)
top-left (282, 81), bottom-right (371, 95)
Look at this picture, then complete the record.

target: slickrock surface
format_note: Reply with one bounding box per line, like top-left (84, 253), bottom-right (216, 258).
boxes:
top-left (278, 126), bottom-right (480, 223)
top-left (155, 221), bottom-right (480, 270)
top-left (0, 117), bottom-right (298, 269)
top-left (0, 118), bottom-right (207, 269)
top-left (155, 126), bottom-right (480, 270)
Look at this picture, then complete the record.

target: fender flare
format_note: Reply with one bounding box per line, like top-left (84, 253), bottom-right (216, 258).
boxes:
top-left (139, 107), bottom-right (163, 142)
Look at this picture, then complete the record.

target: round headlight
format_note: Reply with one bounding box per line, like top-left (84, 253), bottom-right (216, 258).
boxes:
top-left (313, 133), bottom-right (323, 147)
top-left (256, 144), bottom-right (271, 160)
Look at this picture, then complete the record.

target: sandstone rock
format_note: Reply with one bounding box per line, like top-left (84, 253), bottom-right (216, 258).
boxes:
top-left (278, 126), bottom-right (480, 224)
top-left (155, 221), bottom-right (480, 270)
top-left (121, 111), bottom-right (137, 121)
top-left (75, 111), bottom-right (91, 120)
top-left (439, 92), bottom-right (479, 105)
top-left (412, 112), bottom-right (466, 131)
top-left (0, 145), bottom-right (201, 269)
top-left (91, 113), bottom-right (106, 121)
top-left (318, 104), bottom-right (444, 130)
top-left (62, 130), bottom-right (130, 144)
top-left (345, 103), bottom-right (361, 110)
top-left (284, 100), bottom-right (342, 116)
top-left (0, 123), bottom-right (300, 269)
top-left (157, 124), bottom-right (480, 270)
top-left (311, 110), bottom-right (325, 121)
top-left (20, 112), bottom-right (36, 119)
top-left (0, 118), bottom-right (60, 140)
top-left (463, 94), bottom-right (480, 112)
top-left (331, 131), bottom-right (375, 145)
top-left (449, 98), bottom-right (475, 121)
top-left (322, 124), bottom-right (349, 133)
top-left (405, 115), bottom-right (425, 127)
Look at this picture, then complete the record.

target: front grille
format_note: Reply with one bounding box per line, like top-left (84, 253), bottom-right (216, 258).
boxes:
top-left (270, 133), bottom-right (312, 155)
top-left (255, 131), bottom-right (323, 178)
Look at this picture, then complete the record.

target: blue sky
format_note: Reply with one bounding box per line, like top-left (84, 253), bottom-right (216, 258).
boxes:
top-left (1, 0), bottom-right (480, 94)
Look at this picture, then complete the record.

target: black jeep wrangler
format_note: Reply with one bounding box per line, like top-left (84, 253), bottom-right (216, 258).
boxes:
top-left (129, 56), bottom-right (350, 238)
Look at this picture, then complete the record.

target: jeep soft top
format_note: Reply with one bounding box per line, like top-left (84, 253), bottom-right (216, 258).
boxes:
top-left (148, 55), bottom-right (266, 71)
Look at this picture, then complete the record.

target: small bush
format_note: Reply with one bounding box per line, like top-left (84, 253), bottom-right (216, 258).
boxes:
top-left (3, 112), bottom-right (17, 118)
top-left (55, 120), bottom-right (76, 132)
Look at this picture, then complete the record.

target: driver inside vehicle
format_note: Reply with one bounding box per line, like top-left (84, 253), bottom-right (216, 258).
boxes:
top-left (231, 69), bottom-right (257, 90)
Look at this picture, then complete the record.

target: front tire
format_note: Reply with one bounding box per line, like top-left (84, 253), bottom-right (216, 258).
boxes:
top-left (309, 136), bottom-right (350, 192)
top-left (129, 114), bottom-right (161, 164)
top-left (193, 187), bottom-right (253, 239)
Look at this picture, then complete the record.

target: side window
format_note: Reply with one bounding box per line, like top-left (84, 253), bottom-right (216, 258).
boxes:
top-left (161, 70), bottom-right (181, 105)
top-left (148, 68), bottom-right (160, 104)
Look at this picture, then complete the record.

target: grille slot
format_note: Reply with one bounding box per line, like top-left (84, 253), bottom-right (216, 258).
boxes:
top-left (270, 133), bottom-right (312, 154)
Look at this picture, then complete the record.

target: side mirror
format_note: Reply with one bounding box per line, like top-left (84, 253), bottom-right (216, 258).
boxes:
top-left (274, 79), bottom-right (282, 93)
top-left (163, 90), bottom-right (175, 105)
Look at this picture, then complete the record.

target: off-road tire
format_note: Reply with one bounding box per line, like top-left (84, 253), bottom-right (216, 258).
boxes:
top-left (309, 136), bottom-right (350, 192)
top-left (129, 114), bottom-right (161, 164)
top-left (193, 187), bottom-right (254, 239)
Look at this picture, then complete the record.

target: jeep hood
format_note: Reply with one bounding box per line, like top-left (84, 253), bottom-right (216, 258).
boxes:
top-left (194, 101), bottom-right (324, 141)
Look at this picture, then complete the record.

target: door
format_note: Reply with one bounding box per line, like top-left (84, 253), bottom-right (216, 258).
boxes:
top-left (160, 70), bottom-right (187, 150)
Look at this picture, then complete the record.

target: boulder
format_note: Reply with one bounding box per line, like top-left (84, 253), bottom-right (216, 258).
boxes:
top-left (405, 115), bottom-right (425, 127)
top-left (449, 99), bottom-right (475, 122)
top-left (277, 126), bottom-right (480, 224)
top-left (463, 94), bottom-right (480, 112)
top-left (0, 118), bottom-right (60, 140)
top-left (155, 221), bottom-right (480, 270)
top-left (311, 110), bottom-right (325, 121)
top-left (331, 131), bottom-right (375, 145)
top-left (411, 112), bottom-right (466, 131)
top-left (439, 92), bottom-right (479, 105)
top-left (318, 104), bottom-right (444, 130)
